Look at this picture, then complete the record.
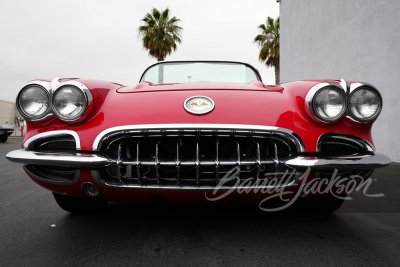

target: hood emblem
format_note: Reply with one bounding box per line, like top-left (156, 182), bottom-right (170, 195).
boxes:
top-left (184, 96), bottom-right (215, 115)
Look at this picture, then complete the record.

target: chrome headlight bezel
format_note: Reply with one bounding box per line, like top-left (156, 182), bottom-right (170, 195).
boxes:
top-left (16, 78), bottom-right (93, 123)
top-left (305, 82), bottom-right (347, 123)
top-left (51, 85), bottom-right (89, 122)
top-left (347, 83), bottom-right (382, 123)
top-left (16, 83), bottom-right (52, 121)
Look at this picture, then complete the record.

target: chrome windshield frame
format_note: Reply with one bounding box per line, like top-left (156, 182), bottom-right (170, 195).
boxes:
top-left (139, 61), bottom-right (263, 84)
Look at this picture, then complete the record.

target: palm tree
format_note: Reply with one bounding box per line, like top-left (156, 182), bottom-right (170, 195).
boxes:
top-left (138, 8), bottom-right (182, 83)
top-left (254, 17), bottom-right (280, 84)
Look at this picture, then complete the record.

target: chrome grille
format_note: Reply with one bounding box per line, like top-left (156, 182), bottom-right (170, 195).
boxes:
top-left (96, 128), bottom-right (302, 188)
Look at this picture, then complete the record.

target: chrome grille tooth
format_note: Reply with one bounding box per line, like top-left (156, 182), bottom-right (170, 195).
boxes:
top-left (117, 143), bottom-right (122, 184)
top-left (136, 140), bottom-right (142, 184)
top-left (124, 139), bottom-right (133, 179)
top-left (155, 141), bottom-right (160, 184)
top-left (176, 139), bottom-right (181, 184)
top-left (126, 139), bottom-right (132, 159)
top-left (254, 140), bottom-right (261, 180)
top-left (235, 140), bottom-right (240, 165)
top-left (215, 137), bottom-right (220, 184)
top-left (125, 165), bottom-right (132, 179)
top-left (235, 140), bottom-right (241, 178)
top-left (195, 139), bottom-right (200, 185)
top-left (274, 143), bottom-right (279, 163)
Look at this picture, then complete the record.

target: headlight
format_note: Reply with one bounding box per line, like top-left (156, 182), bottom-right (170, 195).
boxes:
top-left (349, 86), bottom-right (381, 123)
top-left (312, 86), bottom-right (346, 123)
top-left (18, 85), bottom-right (50, 119)
top-left (52, 85), bottom-right (88, 121)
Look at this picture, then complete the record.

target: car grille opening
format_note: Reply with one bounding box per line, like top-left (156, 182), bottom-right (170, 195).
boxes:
top-left (24, 165), bottom-right (79, 185)
top-left (318, 134), bottom-right (372, 157)
top-left (28, 134), bottom-right (76, 151)
top-left (316, 133), bottom-right (375, 178)
top-left (96, 128), bottom-right (303, 188)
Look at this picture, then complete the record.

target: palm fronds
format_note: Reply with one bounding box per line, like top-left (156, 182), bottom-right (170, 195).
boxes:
top-left (138, 7), bottom-right (183, 62)
top-left (254, 17), bottom-right (280, 84)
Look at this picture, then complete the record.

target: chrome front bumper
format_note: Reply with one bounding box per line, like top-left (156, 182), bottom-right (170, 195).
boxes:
top-left (6, 149), bottom-right (391, 171)
top-left (6, 150), bottom-right (112, 168)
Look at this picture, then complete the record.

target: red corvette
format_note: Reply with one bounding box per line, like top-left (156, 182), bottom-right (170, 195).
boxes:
top-left (6, 61), bottom-right (390, 213)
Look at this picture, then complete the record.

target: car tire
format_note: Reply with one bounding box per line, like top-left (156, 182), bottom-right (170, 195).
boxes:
top-left (298, 194), bottom-right (346, 213)
top-left (0, 137), bottom-right (7, 143)
top-left (53, 193), bottom-right (108, 213)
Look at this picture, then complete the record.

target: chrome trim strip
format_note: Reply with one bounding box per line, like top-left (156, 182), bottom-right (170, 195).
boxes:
top-left (25, 80), bottom-right (52, 91)
top-left (23, 130), bottom-right (81, 150)
top-left (23, 165), bottom-right (80, 185)
top-left (339, 79), bottom-right (348, 92)
top-left (349, 82), bottom-right (376, 94)
top-left (92, 124), bottom-right (306, 152)
top-left (304, 82), bottom-right (347, 124)
top-left (50, 77), bottom-right (61, 90)
top-left (91, 170), bottom-right (299, 191)
top-left (6, 150), bottom-right (113, 168)
top-left (139, 61), bottom-right (263, 83)
top-left (284, 153), bottom-right (391, 171)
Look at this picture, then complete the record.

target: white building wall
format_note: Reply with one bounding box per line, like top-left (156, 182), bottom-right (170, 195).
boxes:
top-left (280, 0), bottom-right (400, 162)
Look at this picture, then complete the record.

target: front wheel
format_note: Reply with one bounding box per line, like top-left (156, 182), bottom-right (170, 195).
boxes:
top-left (53, 193), bottom-right (108, 213)
top-left (297, 194), bottom-right (346, 213)
top-left (0, 137), bottom-right (7, 143)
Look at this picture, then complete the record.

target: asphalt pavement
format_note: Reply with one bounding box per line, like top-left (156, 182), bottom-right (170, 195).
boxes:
top-left (1, 137), bottom-right (400, 266)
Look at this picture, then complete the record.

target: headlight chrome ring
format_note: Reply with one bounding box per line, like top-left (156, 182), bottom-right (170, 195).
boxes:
top-left (305, 83), bottom-right (347, 123)
top-left (17, 84), bottom-right (51, 121)
top-left (52, 85), bottom-right (89, 121)
top-left (348, 83), bottom-right (382, 123)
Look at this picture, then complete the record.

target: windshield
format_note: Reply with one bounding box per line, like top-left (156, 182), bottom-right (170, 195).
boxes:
top-left (140, 62), bottom-right (261, 85)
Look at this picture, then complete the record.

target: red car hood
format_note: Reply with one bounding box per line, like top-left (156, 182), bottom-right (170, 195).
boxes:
top-left (117, 81), bottom-right (283, 93)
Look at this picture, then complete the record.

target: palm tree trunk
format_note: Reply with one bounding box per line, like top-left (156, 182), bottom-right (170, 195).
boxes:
top-left (157, 56), bottom-right (165, 84)
top-left (158, 64), bottom-right (164, 84)
top-left (275, 61), bottom-right (280, 84)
